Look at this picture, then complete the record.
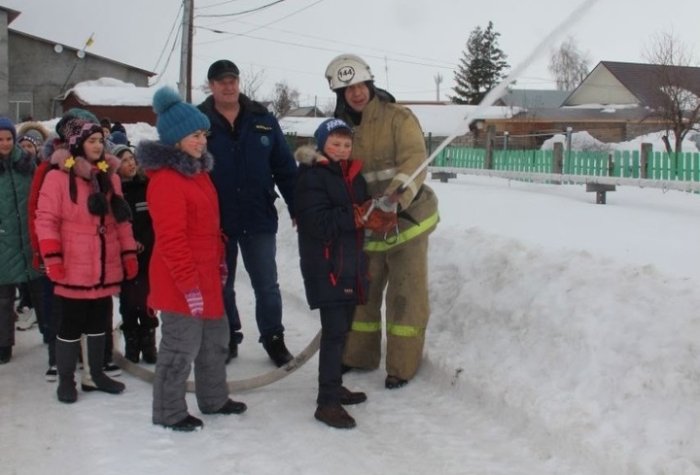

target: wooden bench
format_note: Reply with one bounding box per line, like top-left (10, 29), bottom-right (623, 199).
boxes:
top-left (586, 183), bottom-right (616, 204)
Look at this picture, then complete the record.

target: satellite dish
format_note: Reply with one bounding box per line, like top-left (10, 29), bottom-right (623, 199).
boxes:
top-left (76, 50), bottom-right (85, 59)
top-left (54, 44), bottom-right (63, 53)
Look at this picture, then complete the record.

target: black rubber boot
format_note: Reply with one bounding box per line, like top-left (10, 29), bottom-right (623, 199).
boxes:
top-left (55, 339), bottom-right (80, 403)
top-left (139, 327), bottom-right (157, 364)
top-left (82, 335), bottom-right (125, 394)
top-left (123, 328), bottom-right (141, 363)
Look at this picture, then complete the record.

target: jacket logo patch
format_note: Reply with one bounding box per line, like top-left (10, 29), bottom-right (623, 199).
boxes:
top-left (343, 288), bottom-right (354, 295)
top-left (260, 135), bottom-right (270, 147)
top-left (254, 125), bottom-right (273, 132)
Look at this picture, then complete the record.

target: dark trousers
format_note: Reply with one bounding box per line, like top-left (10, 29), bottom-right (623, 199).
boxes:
top-left (317, 304), bottom-right (355, 405)
top-left (0, 278), bottom-right (46, 347)
top-left (57, 296), bottom-right (111, 341)
top-left (223, 233), bottom-right (284, 342)
top-left (119, 270), bottom-right (157, 332)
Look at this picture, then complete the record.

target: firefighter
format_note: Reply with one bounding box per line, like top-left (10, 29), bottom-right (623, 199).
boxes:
top-left (325, 54), bottom-right (439, 389)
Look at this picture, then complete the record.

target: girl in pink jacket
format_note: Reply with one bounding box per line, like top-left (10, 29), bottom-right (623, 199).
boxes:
top-left (36, 119), bottom-right (137, 404)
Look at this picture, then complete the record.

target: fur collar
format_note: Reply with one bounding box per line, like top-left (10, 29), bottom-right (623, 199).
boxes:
top-left (136, 140), bottom-right (214, 176)
top-left (0, 146), bottom-right (36, 176)
top-left (50, 149), bottom-right (120, 180)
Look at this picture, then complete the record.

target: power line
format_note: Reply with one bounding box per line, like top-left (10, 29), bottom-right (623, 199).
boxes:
top-left (196, 0), bottom-right (247, 10)
top-left (197, 0), bottom-right (286, 18)
top-left (198, 14), bottom-right (455, 69)
top-left (152, 2), bottom-right (184, 72)
top-left (194, 25), bottom-right (456, 71)
top-left (150, 22), bottom-right (183, 86)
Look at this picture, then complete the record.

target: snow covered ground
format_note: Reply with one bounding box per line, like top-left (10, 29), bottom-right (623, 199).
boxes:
top-left (2, 170), bottom-right (700, 475)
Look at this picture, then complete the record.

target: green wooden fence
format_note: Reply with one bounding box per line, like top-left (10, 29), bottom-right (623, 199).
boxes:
top-left (432, 146), bottom-right (700, 181)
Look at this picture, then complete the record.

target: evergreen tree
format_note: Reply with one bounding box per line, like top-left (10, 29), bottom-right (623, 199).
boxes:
top-left (451, 21), bottom-right (509, 105)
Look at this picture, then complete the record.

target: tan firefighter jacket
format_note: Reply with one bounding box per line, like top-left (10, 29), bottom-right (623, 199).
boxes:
top-left (340, 96), bottom-right (439, 252)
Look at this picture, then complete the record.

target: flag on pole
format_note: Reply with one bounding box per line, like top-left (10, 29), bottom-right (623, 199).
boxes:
top-left (84, 33), bottom-right (95, 48)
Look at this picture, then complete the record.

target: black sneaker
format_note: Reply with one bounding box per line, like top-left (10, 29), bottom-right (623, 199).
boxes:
top-left (45, 366), bottom-right (58, 382)
top-left (262, 333), bottom-right (293, 367)
top-left (162, 414), bottom-right (204, 432)
top-left (339, 386), bottom-right (367, 405)
top-left (385, 375), bottom-right (408, 389)
top-left (206, 398), bottom-right (247, 415)
top-left (103, 361), bottom-right (122, 377)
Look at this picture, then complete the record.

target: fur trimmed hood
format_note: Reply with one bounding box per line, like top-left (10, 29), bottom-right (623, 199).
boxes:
top-left (136, 140), bottom-right (214, 176)
top-left (294, 145), bottom-right (325, 165)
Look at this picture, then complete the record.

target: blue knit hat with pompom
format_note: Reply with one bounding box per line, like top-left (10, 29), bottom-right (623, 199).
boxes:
top-left (153, 87), bottom-right (210, 146)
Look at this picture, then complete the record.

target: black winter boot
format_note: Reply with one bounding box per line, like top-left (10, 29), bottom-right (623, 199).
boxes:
top-left (262, 333), bottom-right (293, 367)
top-left (0, 346), bottom-right (11, 364)
top-left (81, 335), bottom-right (125, 394)
top-left (55, 339), bottom-right (80, 403)
top-left (123, 328), bottom-right (141, 363)
top-left (225, 332), bottom-right (243, 364)
top-left (139, 327), bottom-right (157, 364)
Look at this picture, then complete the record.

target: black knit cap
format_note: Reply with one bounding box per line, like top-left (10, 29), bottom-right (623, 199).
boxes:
top-left (207, 60), bottom-right (240, 81)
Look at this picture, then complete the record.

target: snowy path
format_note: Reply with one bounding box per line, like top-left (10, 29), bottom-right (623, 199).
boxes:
top-left (1, 307), bottom-right (584, 475)
top-left (4, 176), bottom-right (700, 474)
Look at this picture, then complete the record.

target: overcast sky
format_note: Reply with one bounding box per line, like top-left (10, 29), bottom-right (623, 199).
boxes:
top-left (5, 0), bottom-right (700, 108)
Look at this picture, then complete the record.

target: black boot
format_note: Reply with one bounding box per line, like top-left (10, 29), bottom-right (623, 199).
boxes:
top-left (139, 327), bottom-right (157, 364)
top-left (55, 339), bottom-right (80, 403)
top-left (123, 328), bottom-right (141, 363)
top-left (81, 335), bottom-right (125, 394)
top-left (0, 346), bottom-right (11, 364)
top-left (262, 333), bottom-right (293, 367)
top-left (225, 332), bottom-right (243, 364)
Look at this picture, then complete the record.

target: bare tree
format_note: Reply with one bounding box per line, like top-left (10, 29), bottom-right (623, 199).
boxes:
top-left (643, 31), bottom-right (700, 154)
top-left (548, 36), bottom-right (590, 91)
top-left (241, 67), bottom-right (266, 100)
top-left (271, 81), bottom-right (300, 118)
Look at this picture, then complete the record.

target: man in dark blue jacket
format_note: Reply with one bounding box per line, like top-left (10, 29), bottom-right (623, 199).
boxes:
top-left (198, 59), bottom-right (297, 367)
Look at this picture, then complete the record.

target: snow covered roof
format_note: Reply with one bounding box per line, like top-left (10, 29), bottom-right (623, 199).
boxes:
top-left (279, 104), bottom-right (517, 137)
top-left (62, 78), bottom-right (155, 106)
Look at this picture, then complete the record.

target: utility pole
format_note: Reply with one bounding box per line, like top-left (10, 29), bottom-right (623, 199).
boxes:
top-left (179, 0), bottom-right (194, 101)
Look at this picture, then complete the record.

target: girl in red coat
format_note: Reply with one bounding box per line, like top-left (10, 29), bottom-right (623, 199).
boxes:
top-left (35, 119), bottom-right (138, 403)
top-left (137, 86), bottom-right (246, 432)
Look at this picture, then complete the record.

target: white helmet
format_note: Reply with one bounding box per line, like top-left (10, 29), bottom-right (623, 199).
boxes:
top-left (325, 54), bottom-right (374, 90)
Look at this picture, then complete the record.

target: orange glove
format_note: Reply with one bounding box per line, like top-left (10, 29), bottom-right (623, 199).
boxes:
top-left (365, 207), bottom-right (398, 234)
top-left (353, 200), bottom-right (373, 228)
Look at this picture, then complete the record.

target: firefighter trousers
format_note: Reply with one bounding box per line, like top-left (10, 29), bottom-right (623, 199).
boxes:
top-left (342, 235), bottom-right (430, 381)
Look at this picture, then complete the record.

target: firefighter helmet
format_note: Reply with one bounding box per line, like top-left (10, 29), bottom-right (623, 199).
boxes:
top-left (324, 54), bottom-right (374, 90)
